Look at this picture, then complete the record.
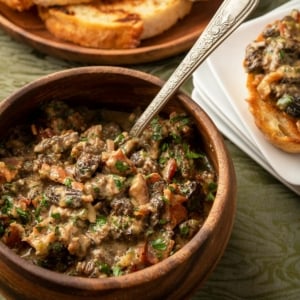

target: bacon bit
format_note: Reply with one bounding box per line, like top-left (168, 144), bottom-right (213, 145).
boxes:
top-left (0, 161), bottom-right (19, 184)
top-left (0, 163), bottom-right (13, 184)
top-left (296, 11), bottom-right (300, 22)
top-left (256, 32), bottom-right (265, 42)
top-left (131, 242), bottom-right (147, 271)
top-left (39, 163), bottom-right (84, 191)
top-left (163, 187), bottom-right (187, 206)
top-left (161, 158), bottom-right (177, 182)
top-left (169, 204), bottom-right (188, 229)
top-left (145, 246), bottom-right (159, 265)
top-left (70, 180), bottom-right (84, 191)
top-left (2, 223), bottom-right (24, 248)
top-left (18, 197), bottom-right (31, 210)
top-left (31, 197), bottom-right (40, 209)
top-left (146, 172), bottom-right (162, 184)
top-left (49, 165), bottom-right (68, 182)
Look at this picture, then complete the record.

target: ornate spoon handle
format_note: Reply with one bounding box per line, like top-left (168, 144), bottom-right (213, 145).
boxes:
top-left (130, 0), bottom-right (259, 137)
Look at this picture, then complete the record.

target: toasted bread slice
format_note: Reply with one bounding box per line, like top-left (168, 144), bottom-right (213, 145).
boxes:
top-left (0, 0), bottom-right (34, 11)
top-left (244, 9), bottom-right (300, 153)
top-left (38, 4), bottom-right (143, 49)
top-left (38, 0), bottom-right (193, 49)
top-left (97, 0), bottom-right (193, 40)
top-left (247, 73), bottom-right (300, 153)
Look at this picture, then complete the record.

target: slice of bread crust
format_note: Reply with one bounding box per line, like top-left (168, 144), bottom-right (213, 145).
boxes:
top-left (97, 0), bottom-right (193, 40)
top-left (38, 4), bottom-right (144, 49)
top-left (38, 0), bottom-right (193, 49)
top-left (247, 73), bottom-right (300, 153)
top-left (0, 0), bottom-right (34, 11)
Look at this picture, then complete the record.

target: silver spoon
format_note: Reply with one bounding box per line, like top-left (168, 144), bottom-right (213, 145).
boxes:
top-left (130, 0), bottom-right (259, 137)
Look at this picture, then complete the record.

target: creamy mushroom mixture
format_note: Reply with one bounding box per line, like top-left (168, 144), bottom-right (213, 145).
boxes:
top-left (244, 9), bottom-right (300, 117)
top-left (0, 101), bottom-right (216, 278)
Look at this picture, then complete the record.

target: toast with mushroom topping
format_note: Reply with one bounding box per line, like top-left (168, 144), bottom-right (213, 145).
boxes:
top-left (244, 9), bottom-right (300, 153)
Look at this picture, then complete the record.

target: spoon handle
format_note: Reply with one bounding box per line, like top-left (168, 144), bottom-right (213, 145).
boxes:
top-left (130, 0), bottom-right (259, 137)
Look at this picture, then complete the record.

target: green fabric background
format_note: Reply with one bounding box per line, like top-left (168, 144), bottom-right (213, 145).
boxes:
top-left (0, 0), bottom-right (299, 299)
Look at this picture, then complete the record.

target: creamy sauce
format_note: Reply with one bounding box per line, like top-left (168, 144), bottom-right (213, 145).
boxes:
top-left (0, 101), bottom-right (216, 278)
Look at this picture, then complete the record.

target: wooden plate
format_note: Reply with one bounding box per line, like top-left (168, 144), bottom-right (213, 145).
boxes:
top-left (0, 0), bottom-right (222, 65)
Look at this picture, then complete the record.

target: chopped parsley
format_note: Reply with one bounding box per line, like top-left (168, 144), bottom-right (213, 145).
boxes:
top-left (114, 133), bottom-right (125, 145)
top-left (115, 160), bottom-right (129, 172)
top-left (16, 208), bottom-right (29, 224)
top-left (170, 115), bottom-right (190, 125)
top-left (51, 212), bottom-right (61, 220)
top-left (98, 262), bottom-right (111, 275)
top-left (183, 143), bottom-right (203, 159)
top-left (112, 175), bottom-right (124, 190)
top-left (112, 265), bottom-right (123, 277)
top-left (150, 117), bottom-right (163, 141)
top-left (65, 196), bottom-right (74, 206)
top-left (64, 177), bottom-right (73, 188)
top-left (151, 238), bottom-right (167, 251)
top-left (206, 182), bottom-right (218, 202)
top-left (276, 94), bottom-right (293, 110)
top-left (91, 215), bottom-right (107, 232)
top-left (1, 195), bottom-right (13, 214)
top-left (179, 224), bottom-right (190, 237)
top-left (0, 221), bottom-right (5, 236)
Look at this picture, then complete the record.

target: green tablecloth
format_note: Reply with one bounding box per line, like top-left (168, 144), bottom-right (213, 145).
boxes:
top-left (0, 0), bottom-right (299, 299)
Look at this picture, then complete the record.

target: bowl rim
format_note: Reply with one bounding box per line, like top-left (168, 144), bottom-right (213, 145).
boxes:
top-left (0, 66), bottom-right (236, 291)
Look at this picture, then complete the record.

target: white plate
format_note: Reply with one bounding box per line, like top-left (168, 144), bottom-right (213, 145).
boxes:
top-left (193, 62), bottom-right (263, 157)
top-left (192, 62), bottom-right (263, 160)
top-left (206, 0), bottom-right (300, 186)
top-left (192, 62), bottom-right (300, 195)
top-left (192, 88), bottom-right (300, 196)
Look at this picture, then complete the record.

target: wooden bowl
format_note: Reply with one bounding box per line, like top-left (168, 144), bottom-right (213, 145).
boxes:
top-left (0, 66), bottom-right (236, 300)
